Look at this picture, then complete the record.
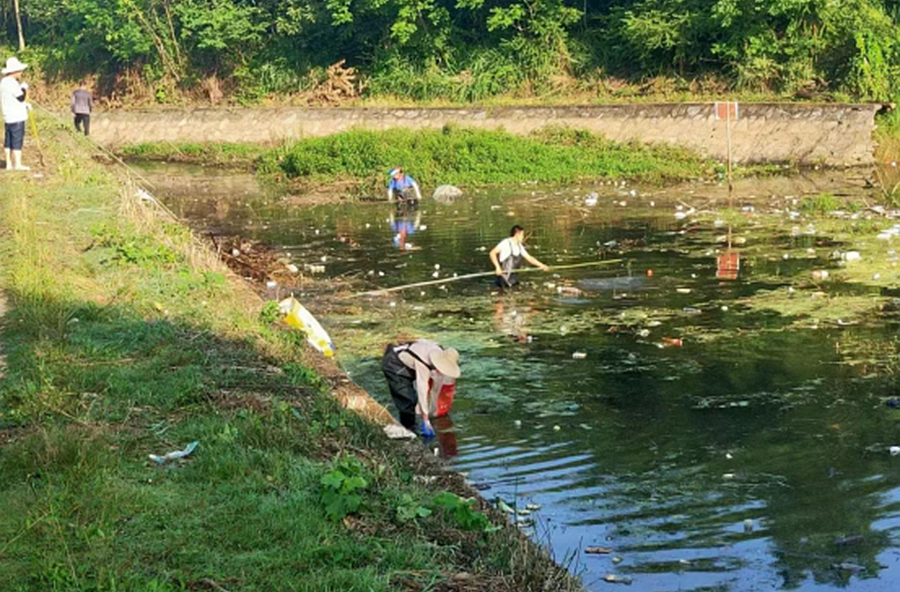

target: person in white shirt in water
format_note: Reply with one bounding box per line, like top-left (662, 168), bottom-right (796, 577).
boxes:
top-left (489, 224), bottom-right (549, 288)
top-left (1, 57), bottom-right (31, 171)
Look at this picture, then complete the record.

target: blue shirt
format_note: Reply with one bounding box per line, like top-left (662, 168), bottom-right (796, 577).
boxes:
top-left (389, 175), bottom-right (417, 191)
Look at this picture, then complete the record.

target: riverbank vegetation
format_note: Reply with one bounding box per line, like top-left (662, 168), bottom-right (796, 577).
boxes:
top-left (119, 141), bottom-right (267, 168)
top-left (262, 126), bottom-right (709, 190)
top-left (4, 1), bottom-right (900, 106)
top-left (0, 120), bottom-right (582, 591)
top-left (121, 126), bottom-right (712, 195)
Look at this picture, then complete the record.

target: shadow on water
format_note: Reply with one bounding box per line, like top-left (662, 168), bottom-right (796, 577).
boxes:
top-left (138, 161), bottom-right (900, 592)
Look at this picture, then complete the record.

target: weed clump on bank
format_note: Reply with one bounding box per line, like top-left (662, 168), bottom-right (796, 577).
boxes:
top-left (259, 125), bottom-right (709, 192)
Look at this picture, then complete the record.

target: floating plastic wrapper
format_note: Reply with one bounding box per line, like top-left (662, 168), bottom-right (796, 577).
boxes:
top-left (279, 297), bottom-right (336, 357)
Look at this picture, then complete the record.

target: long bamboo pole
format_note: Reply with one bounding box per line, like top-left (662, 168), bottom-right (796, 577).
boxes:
top-left (351, 259), bottom-right (623, 298)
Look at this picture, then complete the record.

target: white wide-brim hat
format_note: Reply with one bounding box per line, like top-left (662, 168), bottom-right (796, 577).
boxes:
top-left (431, 348), bottom-right (460, 379)
top-left (2, 57), bottom-right (28, 75)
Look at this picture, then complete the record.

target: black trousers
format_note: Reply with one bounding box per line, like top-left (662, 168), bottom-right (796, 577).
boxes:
top-left (382, 347), bottom-right (418, 430)
top-left (74, 114), bottom-right (90, 136)
top-left (494, 273), bottom-right (519, 289)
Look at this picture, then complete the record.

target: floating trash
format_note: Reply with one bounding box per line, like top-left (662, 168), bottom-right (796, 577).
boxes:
top-left (831, 563), bottom-right (865, 573)
top-left (586, 547), bottom-right (614, 555)
top-left (603, 574), bottom-right (633, 585)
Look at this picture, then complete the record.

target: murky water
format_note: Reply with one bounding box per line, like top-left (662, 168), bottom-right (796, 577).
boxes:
top-left (140, 162), bottom-right (900, 592)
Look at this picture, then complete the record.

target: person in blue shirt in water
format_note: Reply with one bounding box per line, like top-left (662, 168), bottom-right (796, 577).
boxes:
top-left (387, 167), bottom-right (422, 202)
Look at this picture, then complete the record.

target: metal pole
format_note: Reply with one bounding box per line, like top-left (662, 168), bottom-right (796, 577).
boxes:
top-left (726, 103), bottom-right (736, 250)
top-left (726, 102), bottom-right (734, 207)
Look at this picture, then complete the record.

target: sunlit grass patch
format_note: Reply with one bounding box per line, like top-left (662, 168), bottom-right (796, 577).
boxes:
top-left (259, 125), bottom-right (711, 194)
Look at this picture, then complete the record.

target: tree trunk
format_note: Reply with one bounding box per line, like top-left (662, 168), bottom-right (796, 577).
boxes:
top-left (13, 0), bottom-right (26, 51)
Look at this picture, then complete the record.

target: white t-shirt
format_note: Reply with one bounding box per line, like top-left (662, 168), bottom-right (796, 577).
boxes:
top-left (1, 76), bottom-right (28, 124)
top-left (495, 237), bottom-right (528, 264)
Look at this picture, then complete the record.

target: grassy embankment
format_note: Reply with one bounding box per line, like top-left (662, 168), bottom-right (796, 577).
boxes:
top-left (0, 121), bottom-right (581, 591)
top-left (118, 141), bottom-right (269, 169)
top-left (121, 125), bottom-right (714, 197)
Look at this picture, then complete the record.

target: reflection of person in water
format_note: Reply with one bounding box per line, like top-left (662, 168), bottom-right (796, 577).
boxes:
top-left (493, 298), bottom-right (533, 342)
top-left (432, 415), bottom-right (458, 458)
top-left (489, 224), bottom-right (549, 289)
top-left (389, 202), bottom-right (421, 251)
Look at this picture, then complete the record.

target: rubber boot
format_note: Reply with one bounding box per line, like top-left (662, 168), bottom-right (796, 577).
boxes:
top-left (399, 412), bottom-right (417, 432)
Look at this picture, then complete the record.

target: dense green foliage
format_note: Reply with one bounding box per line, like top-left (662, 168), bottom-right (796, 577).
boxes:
top-left (4, 1), bottom-right (900, 102)
top-left (261, 126), bottom-right (709, 189)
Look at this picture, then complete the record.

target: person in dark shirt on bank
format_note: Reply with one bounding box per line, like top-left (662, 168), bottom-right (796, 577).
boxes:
top-left (71, 82), bottom-right (92, 136)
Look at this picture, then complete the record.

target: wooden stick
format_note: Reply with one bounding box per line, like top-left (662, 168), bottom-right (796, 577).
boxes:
top-left (351, 259), bottom-right (622, 297)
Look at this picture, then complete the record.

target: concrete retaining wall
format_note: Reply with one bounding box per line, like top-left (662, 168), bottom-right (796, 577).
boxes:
top-left (91, 103), bottom-right (880, 166)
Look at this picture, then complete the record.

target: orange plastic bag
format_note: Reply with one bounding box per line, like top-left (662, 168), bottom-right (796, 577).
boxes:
top-left (435, 382), bottom-right (456, 418)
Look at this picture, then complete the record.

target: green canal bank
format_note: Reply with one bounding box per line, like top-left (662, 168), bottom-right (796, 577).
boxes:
top-left (0, 119), bottom-right (584, 591)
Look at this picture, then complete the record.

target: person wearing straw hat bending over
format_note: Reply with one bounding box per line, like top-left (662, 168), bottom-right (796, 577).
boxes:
top-left (382, 339), bottom-right (460, 437)
top-left (387, 167), bottom-right (422, 203)
top-left (1, 57), bottom-right (31, 171)
top-left (489, 224), bottom-right (549, 289)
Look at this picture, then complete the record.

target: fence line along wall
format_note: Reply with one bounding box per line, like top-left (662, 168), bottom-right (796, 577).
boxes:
top-left (90, 103), bottom-right (880, 166)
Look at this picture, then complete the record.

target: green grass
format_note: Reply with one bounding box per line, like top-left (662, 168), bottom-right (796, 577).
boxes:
top-left (799, 192), bottom-right (844, 215)
top-left (0, 119), bottom-right (581, 592)
top-left (118, 142), bottom-right (267, 169)
top-left (258, 125), bottom-right (711, 192)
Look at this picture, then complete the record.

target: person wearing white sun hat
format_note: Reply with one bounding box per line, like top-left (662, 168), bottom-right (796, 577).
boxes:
top-left (1, 56), bottom-right (31, 171)
top-left (382, 339), bottom-right (460, 437)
